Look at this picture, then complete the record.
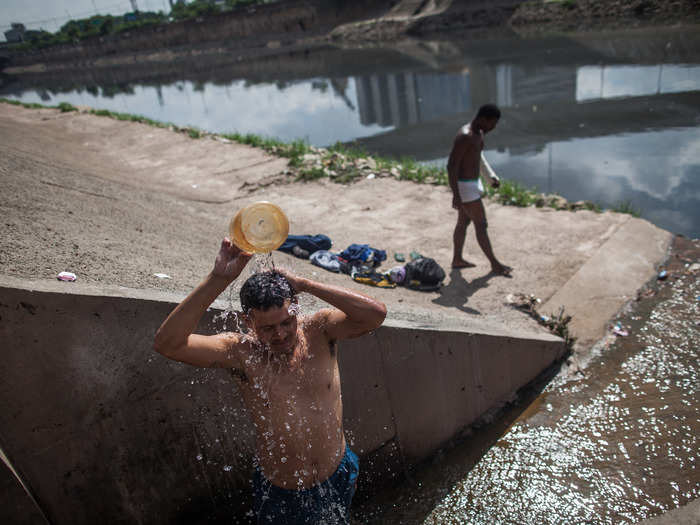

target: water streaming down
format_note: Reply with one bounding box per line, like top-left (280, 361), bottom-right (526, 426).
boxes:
top-left (210, 250), bottom-right (355, 523)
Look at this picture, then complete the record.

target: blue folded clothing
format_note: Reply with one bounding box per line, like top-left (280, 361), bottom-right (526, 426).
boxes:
top-left (278, 234), bottom-right (332, 255)
top-left (339, 243), bottom-right (386, 266)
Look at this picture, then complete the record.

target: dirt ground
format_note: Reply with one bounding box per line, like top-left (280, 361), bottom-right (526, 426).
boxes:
top-left (0, 102), bottom-right (651, 342)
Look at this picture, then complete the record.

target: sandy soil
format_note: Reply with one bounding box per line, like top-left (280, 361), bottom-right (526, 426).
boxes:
top-left (0, 102), bottom-right (635, 339)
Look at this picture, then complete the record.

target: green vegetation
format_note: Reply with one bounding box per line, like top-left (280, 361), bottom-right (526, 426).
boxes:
top-left (0, 98), bottom-right (641, 218)
top-left (507, 294), bottom-right (576, 354)
top-left (485, 179), bottom-right (538, 207)
top-left (57, 102), bottom-right (78, 112)
top-left (171, 0), bottom-right (273, 20)
top-left (8, 1), bottom-right (277, 51)
top-left (9, 12), bottom-right (168, 50)
top-left (611, 200), bottom-right (641, 217)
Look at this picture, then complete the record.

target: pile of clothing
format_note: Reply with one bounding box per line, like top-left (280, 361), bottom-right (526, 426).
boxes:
top-left (277, 235), bottom-right (445, 291)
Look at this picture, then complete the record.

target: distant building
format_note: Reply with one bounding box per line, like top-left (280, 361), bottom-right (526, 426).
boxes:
top-left (4, 23), bottom-right (26, 43)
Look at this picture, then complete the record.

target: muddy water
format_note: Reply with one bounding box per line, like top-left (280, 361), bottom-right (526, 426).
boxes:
top-left (356, 237), bottom-right (699, 524)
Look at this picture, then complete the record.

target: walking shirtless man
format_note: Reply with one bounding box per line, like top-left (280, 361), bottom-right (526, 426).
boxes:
top-left (448, 103), bottom-right (512, 276)
top-left (154, 238), bottom-right (386, 524)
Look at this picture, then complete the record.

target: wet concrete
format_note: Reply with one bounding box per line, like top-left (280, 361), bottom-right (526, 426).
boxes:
top-left (356, 235), bottom-right (699, 524)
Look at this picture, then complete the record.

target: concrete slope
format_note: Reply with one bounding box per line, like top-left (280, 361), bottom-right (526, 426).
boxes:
top-left (0, 103), bottom-right (288, 203)
top-left (638, 497), bottom-right (700, 525)
top-left (541, 216), bottom-right (672, 349)
top-left (0, 277), bottom-right (563, 524)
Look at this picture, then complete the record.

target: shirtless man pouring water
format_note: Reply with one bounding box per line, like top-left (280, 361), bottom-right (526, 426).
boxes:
top-left (154, 238), bottom-right (387, 524)
top-left (448, 103), bottom-right (511, 276)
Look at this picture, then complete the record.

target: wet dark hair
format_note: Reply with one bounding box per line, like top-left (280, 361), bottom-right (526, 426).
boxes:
top-left (240, 271), bottom-right (295, 314)
top-left (476, 103), bottom-right (501, 120)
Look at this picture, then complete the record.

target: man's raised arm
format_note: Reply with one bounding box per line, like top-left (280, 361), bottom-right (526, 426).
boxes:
top-left (279, 270), bottom-right (387, 341)
top-left (153, 238), bottom-right (252, 368)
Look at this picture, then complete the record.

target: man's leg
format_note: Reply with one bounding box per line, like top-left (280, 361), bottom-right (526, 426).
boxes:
top-left (452, 205), bottom-right (476, 269)
top-left (462, 199), bottom-right (511, 275)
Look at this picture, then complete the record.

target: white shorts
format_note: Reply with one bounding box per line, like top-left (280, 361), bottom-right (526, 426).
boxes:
top-left (458, 179), bottom-right (484, 203)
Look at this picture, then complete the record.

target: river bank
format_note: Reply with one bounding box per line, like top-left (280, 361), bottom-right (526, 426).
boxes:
top-left (4, 0), bottom-right (699, 75)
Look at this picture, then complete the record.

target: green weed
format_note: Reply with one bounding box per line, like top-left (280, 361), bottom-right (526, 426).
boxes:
top-left (57, 102), bottom-right (78, 112)
top-left (489, 180), bottom-right (538, 207)
top-left (611, 200), bottom-right (641, 217)
top-left (296, 167), bottom-right (326, 182)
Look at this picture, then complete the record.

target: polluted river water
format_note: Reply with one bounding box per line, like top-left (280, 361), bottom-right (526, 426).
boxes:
top-left (353, 237), bottom-right (699, 524)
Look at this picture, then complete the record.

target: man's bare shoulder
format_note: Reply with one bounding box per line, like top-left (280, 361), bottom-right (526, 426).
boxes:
top-left (455, 125), bottom-right (479, 143)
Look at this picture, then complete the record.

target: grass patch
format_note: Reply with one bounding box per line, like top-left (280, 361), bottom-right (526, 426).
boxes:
top-left (583, 201), bottom-right (602, 213)
top-left (88, 108), bottom-right (170, 128)
top-left (486, 179), bottom-right (538, 207)
top-left (57, 102), bottom-right (78, 112)
top-left (611, 200), bottom-right (641, 217)
top-left (296, 166), bottom-right (327, 182)
top-left (222, 133), bottom-right (312, 167)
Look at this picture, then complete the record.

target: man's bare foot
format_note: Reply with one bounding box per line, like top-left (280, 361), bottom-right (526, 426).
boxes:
top-left (452, 259), bottom-right (477, 269)
top-left (491, 263), bottom-right (512, 276)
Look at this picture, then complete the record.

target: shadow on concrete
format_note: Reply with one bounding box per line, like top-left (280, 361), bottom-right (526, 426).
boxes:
top-left (352, 357), bottom-right (565, 524)
top-left (431, 269), bottom-right (497, 315)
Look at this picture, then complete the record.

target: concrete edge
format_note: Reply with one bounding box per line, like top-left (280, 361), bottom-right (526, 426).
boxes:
top-left (636, 497), bottom-right (700, 525)
top-left (541, 216), bottom-right (673, 348)
top-left (0, 274), bottom-right (563, 343)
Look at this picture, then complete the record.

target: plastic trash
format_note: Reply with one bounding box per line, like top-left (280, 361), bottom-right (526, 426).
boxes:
top-left (657, 270), bottom-right (668, 280)
top-left (409, 251), bottom-right (422, 261)
top-left (153, 273), bottom-right (172, 279)
top-left (387, 266), bottom-right (406, 284)
top-left (366, 173), bottom-right (376, 180)
top-left (394, 253), bottom-right (406, 262)
top-left (57, 271), bottom-right (77, 282)
top-left (612, 323), bottom-right (629, 337)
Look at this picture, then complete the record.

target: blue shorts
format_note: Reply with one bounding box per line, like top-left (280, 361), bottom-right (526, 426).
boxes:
top-left (253, 445), bottom-right (360, 525)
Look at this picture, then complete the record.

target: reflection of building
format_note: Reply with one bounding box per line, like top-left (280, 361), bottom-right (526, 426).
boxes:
top-left (576, 64), bottom-right (700, 101)
top-left (353, 65), bottom-right (583, 128)
top-left (355, 71), bottom-right (470, 127)
top-left (350, 59), bottom-right (699, 161)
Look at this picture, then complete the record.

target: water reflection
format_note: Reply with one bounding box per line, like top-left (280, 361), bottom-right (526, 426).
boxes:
top-left (577, 64), bottom-right (700, 100)
top-left (423, 246), bottom-right (700, 524)
top-left (2, 28), bottom-right (699, 235)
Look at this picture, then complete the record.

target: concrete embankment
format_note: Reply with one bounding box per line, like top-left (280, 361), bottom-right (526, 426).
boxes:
top-left (0, 276), bottom-right (564, 524)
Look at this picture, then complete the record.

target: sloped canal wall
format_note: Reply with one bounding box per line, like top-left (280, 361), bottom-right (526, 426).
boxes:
top-left (0, 277), bottom-right (564, 524)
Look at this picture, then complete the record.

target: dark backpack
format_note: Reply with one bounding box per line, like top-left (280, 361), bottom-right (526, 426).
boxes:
top-left (404, 257), bottom-right (446, 286)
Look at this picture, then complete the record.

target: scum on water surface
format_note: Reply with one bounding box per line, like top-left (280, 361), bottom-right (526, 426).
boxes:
top-left (354, 236), bottom-right (699, 524)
